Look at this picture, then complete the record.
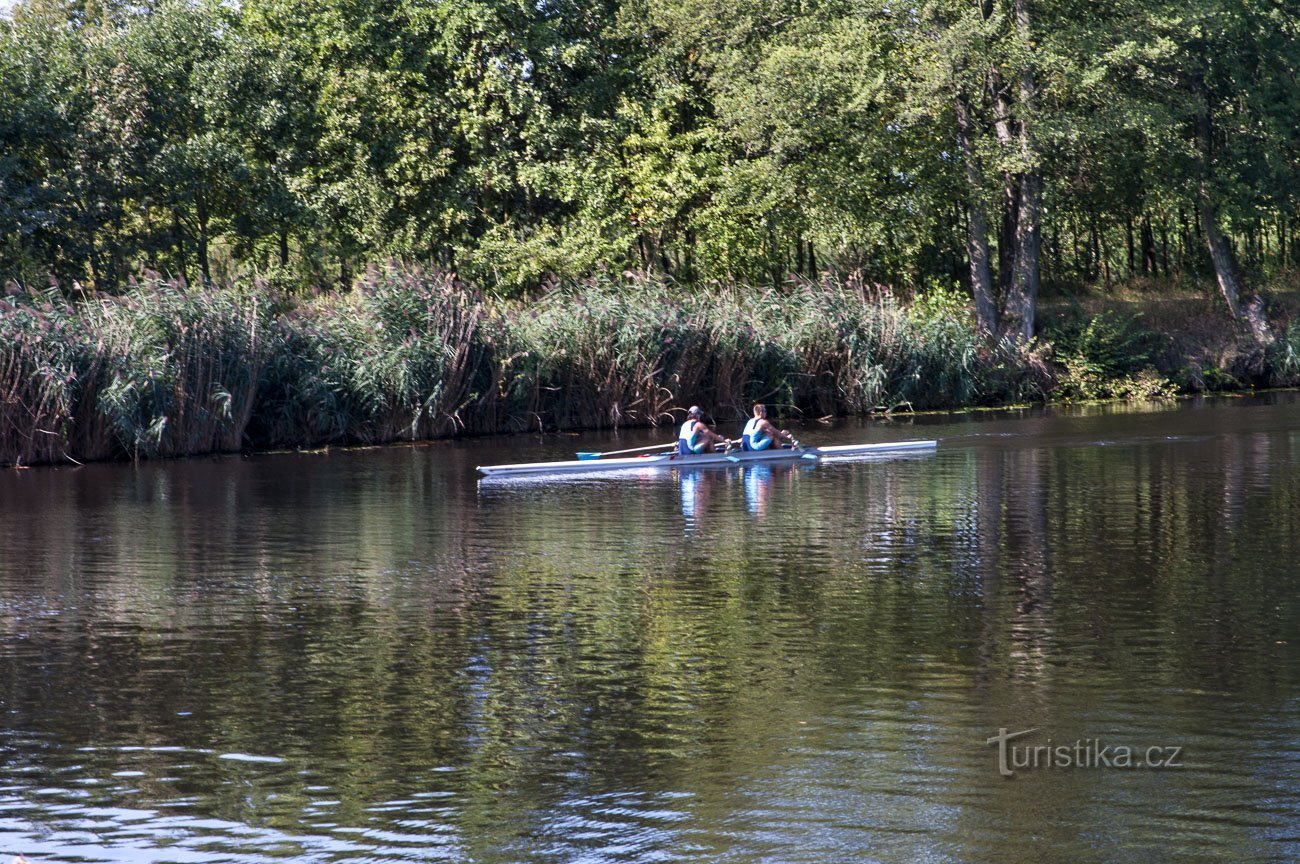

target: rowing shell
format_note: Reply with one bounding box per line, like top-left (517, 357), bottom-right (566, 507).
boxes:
top-left (477, 440), bottom-right (937, 477)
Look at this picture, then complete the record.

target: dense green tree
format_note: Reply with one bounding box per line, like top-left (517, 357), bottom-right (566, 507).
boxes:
top-left (1095, 0), bottom-right (1300, 332)
top-left (1, 0), bottom-right (1297, 337)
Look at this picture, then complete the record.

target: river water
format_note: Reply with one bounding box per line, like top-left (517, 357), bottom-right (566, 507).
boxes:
top-left (1, 395), bottom-right (1298, 863)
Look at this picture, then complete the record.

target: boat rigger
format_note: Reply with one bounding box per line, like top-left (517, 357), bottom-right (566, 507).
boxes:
top-left (477, 440), bottom-right (937, 478)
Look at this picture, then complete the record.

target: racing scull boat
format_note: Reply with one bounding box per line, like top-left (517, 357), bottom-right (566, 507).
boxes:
top-left (477, 439), bottom-right (937, 477)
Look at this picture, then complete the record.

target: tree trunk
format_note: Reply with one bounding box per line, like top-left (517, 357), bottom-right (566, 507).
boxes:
top-left (1242, 294), bottom-right (1274, 347)
top-left (1005, 171), bottom-right (1041, 341)
top-left (1160, 219), bottom-right (1170, 277)
top-left (1002, 0), bottom-right (1041, 341)
top-left (1125, 216), bottom-right (1135, 277)
top-left (1141, 215), bottom-right (1157, 275)
top-left (1195, 106), bottom-right (1244, 318)
top-left (999, 180), bottom-right (1019, 297)
top-left (1097, 215), bottom-right (1112, 287)
top-left (1088, 215), bottom-right (1100, 281)
top-left (955, 93), bottom-right (997, 335)
top-left (1199, 194), bottom-right (1243, 318)
top-left (87, 236), bottom-right (102, 289)
top-left (990, 67), bottom-right (1019, 302)
top-left (173, 207), bottom-right (188, 285)
top-left (197, 198), bottom-right (211, 285)
top-left (1071, 210), bottom-right (1083, 277)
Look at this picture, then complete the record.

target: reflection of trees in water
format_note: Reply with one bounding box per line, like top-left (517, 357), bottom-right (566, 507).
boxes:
top-left (1005, 448), bottom-right (1053, 688)
top-left (1, 422), bottom-right (1298, 845)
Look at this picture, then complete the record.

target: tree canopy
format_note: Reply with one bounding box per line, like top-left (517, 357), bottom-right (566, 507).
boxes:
top-left (2, 0), bottom-right (1297, 334)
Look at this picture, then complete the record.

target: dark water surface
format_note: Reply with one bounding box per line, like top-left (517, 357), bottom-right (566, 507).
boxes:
top-left (2, 395), bottom-right (1299, 863)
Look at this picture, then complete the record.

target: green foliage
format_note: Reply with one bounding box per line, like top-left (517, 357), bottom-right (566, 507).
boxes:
top-left (0, 288), bottom-right (81, 465)
top-left (1265, 321), bottom-right (1300, 387)
top-left (2, 0), bottom-right (1298, 301)
top-left (0, 281), bottom-right (270, 463)
top-left (27, 269), bottom-right (1300, 464)
top-left (1202, 365), bottom-right (1243, 392)
top-left (253, 268), bottom-right (487, 444)
top-left (1047, 310), bottom-right (1164, 377)
top-left (1047, 311), bottom-right (1177, 400)
top-left (0, 271), bottom-right (1009, 463)
top-left (85, 285), bottom-right (269, 458)
top-left (1057, 357), bottom-right (1178, 402)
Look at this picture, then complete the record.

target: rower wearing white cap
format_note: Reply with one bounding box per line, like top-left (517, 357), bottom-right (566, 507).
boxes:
top-left (677, 405), bottom-right (729, 455)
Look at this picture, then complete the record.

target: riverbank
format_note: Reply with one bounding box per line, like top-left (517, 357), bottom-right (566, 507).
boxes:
top-left (3, 268), bottom-right (1299, 466)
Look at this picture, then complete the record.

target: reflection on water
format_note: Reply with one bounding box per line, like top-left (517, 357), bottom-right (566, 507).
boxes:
top-left (742, 464), bottom-right (774, 517)
top-left (2, 395), bottom-right (1299, 863)
top-left (678, 463), bottom-right (808, 529)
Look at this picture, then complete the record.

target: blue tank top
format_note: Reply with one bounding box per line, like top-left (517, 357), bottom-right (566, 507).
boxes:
top-left (742, 417), bottom-right (771, 451)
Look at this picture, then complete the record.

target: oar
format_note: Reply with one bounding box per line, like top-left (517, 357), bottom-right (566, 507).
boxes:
top-left (577, 442), bottom-right (677, 460)
top-left (790, 437), bottom-right (817, 458)
top-left (724, 437), bottom-right (812, 462)
top-left (721, 439), bottom-right (743, 462)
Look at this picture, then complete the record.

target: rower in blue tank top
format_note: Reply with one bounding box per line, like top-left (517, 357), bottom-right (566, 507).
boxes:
top-left (678, 405), bottom-right (728, 455)
top-left (740, 403), bottom-right (796, 451)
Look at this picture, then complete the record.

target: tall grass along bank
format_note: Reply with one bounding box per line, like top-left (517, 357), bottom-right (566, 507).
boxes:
top-left (3, 269), bottom-right (1293, 466)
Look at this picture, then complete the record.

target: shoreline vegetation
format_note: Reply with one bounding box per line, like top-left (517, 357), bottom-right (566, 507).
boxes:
top-left (3, 1), bottom-right (1298, 466)
top-left (5, 267), bottom-right (1300, 467)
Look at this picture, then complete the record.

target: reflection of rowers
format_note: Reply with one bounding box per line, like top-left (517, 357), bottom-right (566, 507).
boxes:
top-left (741, 403), bottom-right (796, 451)
top-left (679, 466), bottom-right (721, 531)
top-left (742, 464), bottom-right (773, 516)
